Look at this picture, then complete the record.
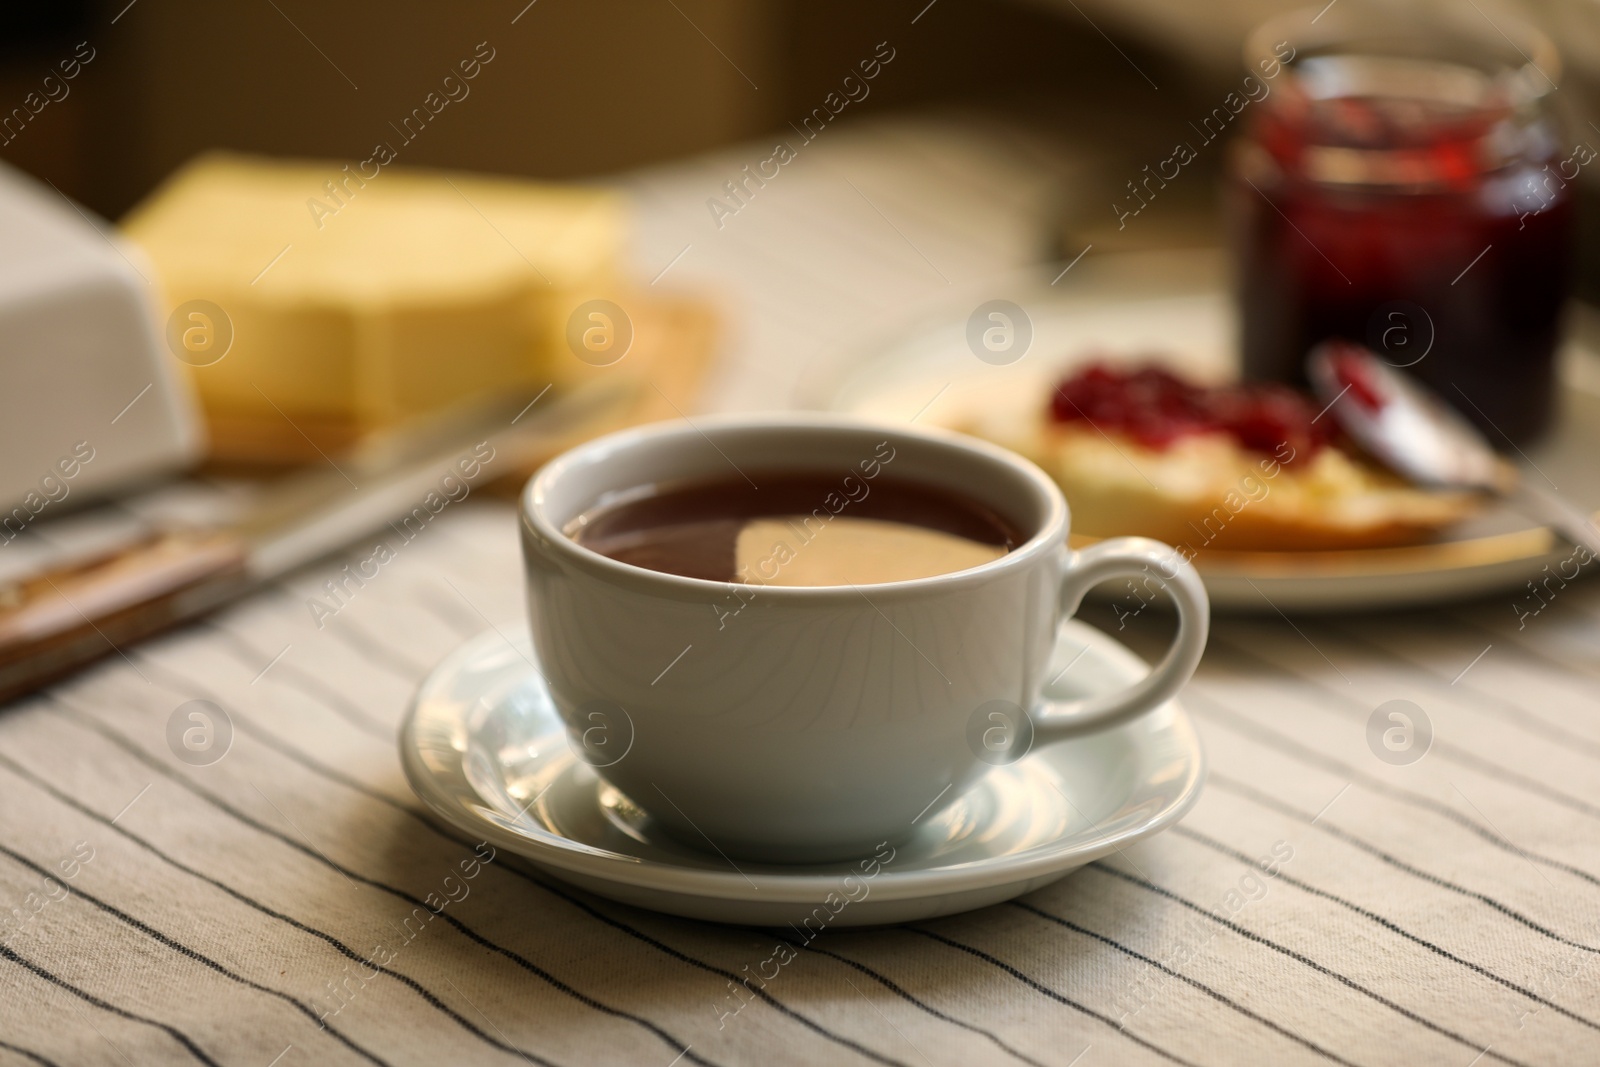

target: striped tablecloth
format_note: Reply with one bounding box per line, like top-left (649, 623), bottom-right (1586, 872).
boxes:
top-left (5, 117), bottom-right (1600, 1067)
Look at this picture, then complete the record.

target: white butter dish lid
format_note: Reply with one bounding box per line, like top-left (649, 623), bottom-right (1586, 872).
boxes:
top-left (0, 160), bottom-right (203, 518)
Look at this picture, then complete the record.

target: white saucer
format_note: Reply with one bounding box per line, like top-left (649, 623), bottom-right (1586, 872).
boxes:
top-left (400, 620), bottom-right (1204, 926)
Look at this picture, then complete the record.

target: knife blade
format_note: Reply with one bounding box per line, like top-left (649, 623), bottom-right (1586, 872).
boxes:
top-left (0, 378), bottom-right (631, 704)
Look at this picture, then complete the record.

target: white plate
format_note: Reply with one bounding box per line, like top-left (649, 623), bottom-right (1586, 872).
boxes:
top-left (400, 620), bottom-right (1204, 927)
top-left (797, 249), bottom-right (1600, 612)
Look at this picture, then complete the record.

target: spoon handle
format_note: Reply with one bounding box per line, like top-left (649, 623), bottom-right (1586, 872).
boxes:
top-left (1505, 480), bottom-right (1600, 557)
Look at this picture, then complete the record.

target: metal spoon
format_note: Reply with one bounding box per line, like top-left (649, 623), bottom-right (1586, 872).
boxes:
top-left (1306, 340), bottom-right (1600, 556)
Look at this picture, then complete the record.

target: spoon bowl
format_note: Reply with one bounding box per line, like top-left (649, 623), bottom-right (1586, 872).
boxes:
top-left (1307, 340), bottom-right (1600, 556)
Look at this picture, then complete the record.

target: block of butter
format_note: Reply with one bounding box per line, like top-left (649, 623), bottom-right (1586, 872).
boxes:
top-left (121, 152), bottom-right (627, 458)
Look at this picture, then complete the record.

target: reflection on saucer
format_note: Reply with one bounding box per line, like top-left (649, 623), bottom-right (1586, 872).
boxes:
top-left (401, 621), bottom-right (1203, 927)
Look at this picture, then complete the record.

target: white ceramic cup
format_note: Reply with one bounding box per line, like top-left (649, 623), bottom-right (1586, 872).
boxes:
top-left (521, 414), bottom-right (1208, 862)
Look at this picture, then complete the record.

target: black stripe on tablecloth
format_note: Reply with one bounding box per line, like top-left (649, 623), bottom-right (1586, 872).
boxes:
top-left (1325, 621), bottom-right (1600, 763)
top-left (0, 753), bottom-right (558, 1067)
top-left (0, 841), bottom-right (392, 1067)
top-left (1173, 825), bottom-right (1600, 1034)
top-left (316, 618), bottom-right (430, 680)
top-left (135, 643), bottom-right (923, 1067)
top-left (43, 699), bottom-right (730, 1067)
top-left (0, 942), bottom-right (219, 1066)
top-left (412, 584), bottom-right (486, 639)
top-left (0, 1038), bottom-right (59, 1067)
top-left (194, 622), bottom-right (391, 740)
top-left (1208, 636), bottom-right (1600, 823)
top-left (1455, 602), bottom-right (1600, 680)
top-left (1012, 902), bottom-right (1359, 1066)
top-left (769, 933), bottom-right (1051, 1067)
top-left (132, 656), bottom-right (405, 798)
top-left (463, 860), bottom-right (911, 1067)
top-left (1208, 771), bottom-right (1600, 958)
top-left (1184, 690), bottom-right (1600, 890)
top-left (1410, 742), bottom-right (1600, 821)
top-left (1445, 617), bottom-right (1581, 669)
top-left (904, 926), bottom-right (1198, 1067)
top-left (1086, 864), bottom-right (1532, 1067)
top-left (263, 584), bottom-right (432, 677)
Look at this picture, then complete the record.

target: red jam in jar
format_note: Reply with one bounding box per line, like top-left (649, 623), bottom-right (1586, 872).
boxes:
top-left (1230, 13), bottom-right (1573, 445)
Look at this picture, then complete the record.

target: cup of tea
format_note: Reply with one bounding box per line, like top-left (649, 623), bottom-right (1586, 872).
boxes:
top-left (519, 414), bottom-right (1208, 862)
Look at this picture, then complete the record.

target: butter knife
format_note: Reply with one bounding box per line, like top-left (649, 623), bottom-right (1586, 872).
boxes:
top-left (0, 380), bottom-right (629, 703)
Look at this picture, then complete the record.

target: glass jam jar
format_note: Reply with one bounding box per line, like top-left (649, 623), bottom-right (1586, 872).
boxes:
top-left (1229, 5), bottom-right (1573, 444)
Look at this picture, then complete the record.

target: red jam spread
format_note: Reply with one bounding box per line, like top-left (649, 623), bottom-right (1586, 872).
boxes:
top-left (1048, 362), bottom-right (1333, 462)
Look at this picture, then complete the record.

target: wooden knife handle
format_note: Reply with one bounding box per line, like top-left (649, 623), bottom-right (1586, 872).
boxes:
top-left (0, 530), bottom-right (252, 705)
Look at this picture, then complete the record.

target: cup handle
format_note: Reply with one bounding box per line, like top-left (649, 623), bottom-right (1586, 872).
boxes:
top-left (1028, 537), bottom-right (1209, 745)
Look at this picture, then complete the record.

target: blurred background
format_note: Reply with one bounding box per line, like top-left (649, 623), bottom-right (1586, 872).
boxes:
top-left (6, 0), bottom-right (1176, 218)
top-left (8, 0), bottom-right (1600, 280)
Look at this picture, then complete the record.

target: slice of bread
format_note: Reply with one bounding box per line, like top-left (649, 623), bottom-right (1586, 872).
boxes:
top-left (953, 366), bottom-right (1481, 552)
